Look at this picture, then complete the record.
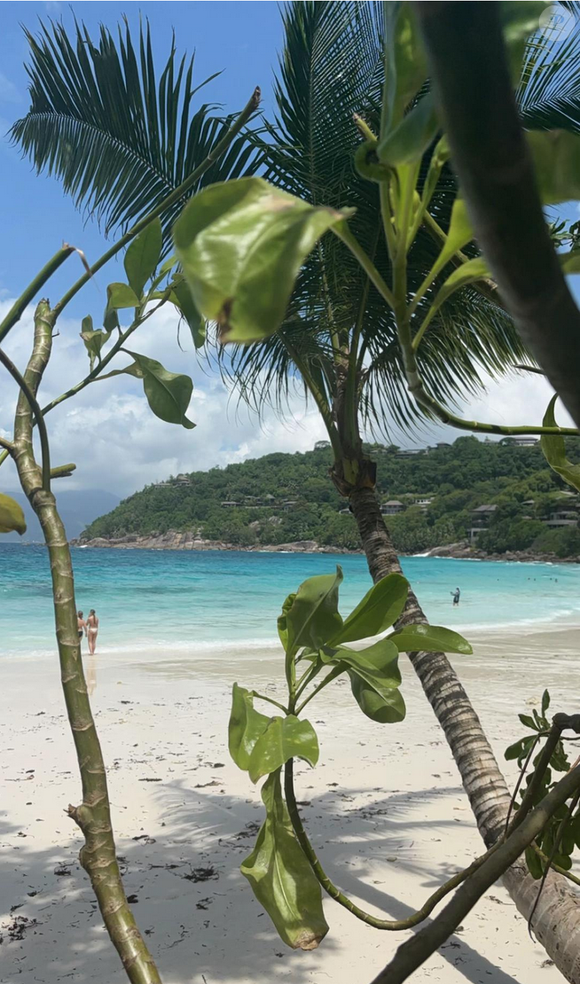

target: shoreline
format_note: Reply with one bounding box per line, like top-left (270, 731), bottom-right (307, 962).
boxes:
top-left (0, 622), bottom-right (573, 983)
top-left (57, 533), bottom-right (580, 566)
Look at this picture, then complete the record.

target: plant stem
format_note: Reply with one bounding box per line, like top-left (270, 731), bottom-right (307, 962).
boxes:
top-left (54, 88), bottom-right (261, 317)
top-left (332, 223), bottom-right (396, 310)
top-left (0, 246), bottom-right (74, 345)
top-left (11, 300), bottom-right (162, 984)
top-left (371, 763), bottom-right (580, 984)
top-left (295, 665), bottom-right (345, 715)
top-left (253, 693), bottom-right (288, 715)
top-left (507, 718), bottom-right (566, 837)
top-left (284, 759), bottom-right (499, 929)
top-left (0, 346), bottom-right (51, 491)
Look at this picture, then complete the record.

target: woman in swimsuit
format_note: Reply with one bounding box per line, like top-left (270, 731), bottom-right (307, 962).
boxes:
top-left (77, 611), bottom-right (87, 643)
top-left (87, 610), bottom-right (99, 655)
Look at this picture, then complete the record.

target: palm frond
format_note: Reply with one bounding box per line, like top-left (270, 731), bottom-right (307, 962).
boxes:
top-left (518, 1), bottom-right (580, 131)
top-left (11, 19), bottom-right (262, 245)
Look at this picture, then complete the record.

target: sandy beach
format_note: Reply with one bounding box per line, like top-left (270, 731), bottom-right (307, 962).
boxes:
top-left (1, 624), bottom-right (578, 984)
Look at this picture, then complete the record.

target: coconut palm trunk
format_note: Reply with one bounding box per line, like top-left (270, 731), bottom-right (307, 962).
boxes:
top-left (348, 468), bottom-right (580, 983)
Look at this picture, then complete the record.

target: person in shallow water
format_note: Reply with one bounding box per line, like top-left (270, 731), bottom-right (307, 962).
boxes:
top-left (77, 611), bottom-right (87, 642)
top-left (451, 587), bottom-right (460, 606)
top-left (87, 609), bottom-right (99, 654)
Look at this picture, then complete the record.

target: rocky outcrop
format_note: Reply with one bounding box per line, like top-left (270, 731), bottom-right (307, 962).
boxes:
top-left (72, 531), bottom-right (359, 554)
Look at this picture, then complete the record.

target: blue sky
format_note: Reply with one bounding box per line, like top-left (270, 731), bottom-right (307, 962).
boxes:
top-left (0, 2), bottom-right (574, 497)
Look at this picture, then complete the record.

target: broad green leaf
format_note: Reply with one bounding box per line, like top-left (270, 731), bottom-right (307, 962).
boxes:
top-left (390, 624), bottom-right (473, 655)
top-left (330, 573), bottom-right (408, 645)
top-left (285, 568), bottom-right (343, 654)
top-left (378, 92), bottom-right (438, 166)
top-left (383, 2), bottom-right (428, 134)
top-left (519, 713), bottom-right (538, 731)
top-left (505, 740), bottom-right (526, 761)
top-left (540, 395), bottom-right (580, 491)
top-left (349, 674), bottom-right (406, 723)
top-left (415, 258), bottom-right (491, 344)
top-left (173, 177), bottom-right (352, 343)
top-left (528, 129), bottom-right (580, 205)
top-left (542, 689), bottom-right (550, 716)
top-left (248, 715), bottom-right (319, 784)
top-left (80, 316), bottom-right (111, 368)
top-left (124, 218), bottom-right (162, 298)
top-left (170, 278), bottom-right (206, 349)
top-left (241, 771), bottom-right (329, 949)
top-left (525, 844), bottom-right (544, 880)
top-left (330, 638), bottom-right (402, 696)
top-left (277, 592), bottom-right (296, 650)
top-left (124, 350), bottom-right (195, 429)
top-left (106, 282), bottom-right (141, 310)
top-left (438, 198), bottom-right (474, 267)
top-left (560, 251), bottom-right (580, 275)
top-left (228, 684), bottom-right (271, 772)
top-left (0, 493), bottom-right (26, 535)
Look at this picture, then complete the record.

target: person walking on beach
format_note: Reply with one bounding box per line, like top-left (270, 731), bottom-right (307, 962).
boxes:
top-left (77, 611), bottom-right (87, 644)
top-left (87, 609), bottom-right (99, 654)
top-left (451, 587), bottom-right (460, 606)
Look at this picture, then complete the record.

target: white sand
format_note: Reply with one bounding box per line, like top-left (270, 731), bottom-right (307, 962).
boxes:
top-left (1, 624), bottom-right (578, 984)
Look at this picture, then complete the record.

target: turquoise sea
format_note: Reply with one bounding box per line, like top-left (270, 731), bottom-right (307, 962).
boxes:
top-left (1, 545), bottom-right (579, 660)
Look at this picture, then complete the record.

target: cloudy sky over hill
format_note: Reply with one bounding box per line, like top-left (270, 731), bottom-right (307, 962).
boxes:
top-left (0, 2), bottom-right (575, 497)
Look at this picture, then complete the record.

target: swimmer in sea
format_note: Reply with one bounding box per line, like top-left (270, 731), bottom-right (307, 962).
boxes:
top-left (451, 587), bottom-right (460, 606)
top-left (87, 609), bottom-right (99, 655)
top-left (77, 611), bottom-right (87, 644)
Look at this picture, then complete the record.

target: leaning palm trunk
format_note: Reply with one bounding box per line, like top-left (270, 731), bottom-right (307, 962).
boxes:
top-left (349, 479), bottom-right (580, 982)
top-left (12, 301), bottom-right (162, 984)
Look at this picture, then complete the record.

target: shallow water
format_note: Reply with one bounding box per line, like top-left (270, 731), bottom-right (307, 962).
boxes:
top-left (1, 544), bottom-right (579, 660)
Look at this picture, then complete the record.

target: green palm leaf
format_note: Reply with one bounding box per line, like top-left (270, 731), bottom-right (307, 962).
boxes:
top-left (11, 19), bottom-right (262, 246)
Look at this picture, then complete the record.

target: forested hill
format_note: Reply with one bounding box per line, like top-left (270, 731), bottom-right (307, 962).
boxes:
top-left (81, 436), bottom-right (580, 557)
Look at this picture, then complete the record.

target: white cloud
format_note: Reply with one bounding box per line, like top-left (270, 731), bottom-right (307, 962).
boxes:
top-left (0, 72), bottom-right (20, 105)
top-left (0, 299), bottom-right (568, 497)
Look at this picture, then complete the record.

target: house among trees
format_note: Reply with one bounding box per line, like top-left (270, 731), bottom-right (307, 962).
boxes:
top-left (544, 500), bottom-right (579, 528)
top-left (499, 436), bottom-right (539, 447)
top-left (381, 500), bottom-right (405, 515)
top-left (468, 503), bottom-right (497, 541)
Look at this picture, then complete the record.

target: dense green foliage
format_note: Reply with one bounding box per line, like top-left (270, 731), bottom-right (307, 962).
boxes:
top-left (83, 436), bottom-right (580, 556)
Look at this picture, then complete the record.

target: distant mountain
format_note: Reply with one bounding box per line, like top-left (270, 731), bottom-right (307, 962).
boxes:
top-left (4, 489), bottom-right (121, 543)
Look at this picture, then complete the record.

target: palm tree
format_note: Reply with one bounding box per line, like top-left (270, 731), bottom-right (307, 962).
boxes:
top-left (12, 5), bottom-right (580, 971)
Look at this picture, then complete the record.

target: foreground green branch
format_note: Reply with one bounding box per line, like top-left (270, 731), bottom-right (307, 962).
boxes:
top-left (11, 300), bottom-right (162, 984)
top-left (0, 346), bottom-right (51, 491)
top-left (372, 762), bottom-right (580, 984)
top-left (0, 245), bottom-right (74, 345)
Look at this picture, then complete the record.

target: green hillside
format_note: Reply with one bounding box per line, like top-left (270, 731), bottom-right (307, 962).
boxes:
top-left (81, 436), bottom-right (580, 557)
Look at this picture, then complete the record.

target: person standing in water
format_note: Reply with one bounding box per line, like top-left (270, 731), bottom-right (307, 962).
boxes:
top-left (451, 587), bottom-right (460, 606)
top-left (87, 609), bottom-right (99, 654)
top-left (77, 611), bottom-right (87, 644)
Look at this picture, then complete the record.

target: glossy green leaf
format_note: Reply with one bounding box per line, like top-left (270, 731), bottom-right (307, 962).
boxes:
top-left (173, 176), bottom-right (352, 344)
top-left (330, 573), bottom-right (408, 645)
top-left (277, 592), bottom-right (296, 651)
top-left (378, 92), bottom-right (438, 166)
top-left (228, 684), bottom-right (271, 772)
top-left (349, 673), bottom-right (406, 723)
top-left (437, 198), bottom-right (474, 268)
top-left (525, 844), bottom-right (544, 880)
top-left (124, 350), bottom-right (195, 429)
top-left (390, 623), bottom-right (473, 655)
top-left (106, 282), bottom-right (141, 310)
top-left (80, 315), bottom-right (111, 368)
top-left (528, 129), bottom-right (580, 205)
top-left (519, 713), bottom-right (538, 731)
top-left (285, 568), bottom-right (343, 654)
top-left (383, 2), bottom-right (428, 134)
top-left (542, 689), bottom-right (550, 716)
top-left (505, 739), bottom-right (526, 761)
top-left (241, 771), bottom-right (329, 950)
top-left (540, 395), bottom-right (580, 491)
top-left (0, 493), bottom-right (26, 535)
top-left (248, 715), bottom-right (319, 784)
top-left (124, 218), bottom-right (162, 298)
top-left (170, 278), bottom-right (206, 349)
top-left (559, 251), bottom-right (580, 275)
top-left (329, 638), bottom-right (402, 696)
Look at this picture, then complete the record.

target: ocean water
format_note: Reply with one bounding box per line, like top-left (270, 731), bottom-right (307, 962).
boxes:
top-left (0, 545), bottom-right (579, 660)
